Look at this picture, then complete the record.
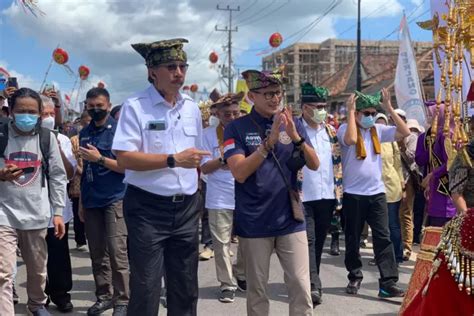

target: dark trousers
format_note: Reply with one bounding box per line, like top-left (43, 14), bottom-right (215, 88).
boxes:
top-left (124, 185), bottom-right (200, 316)
top-left (71, 197), bottom-right (87, 245)
top-left (304, 199), bottom-right (335, 292)
top-left (387, 201), bottom-right (403, 263)
top-left (343, 193), bottom-right (399, 288)
top-left (413, 192), bottom-right (425, 243)
top-left (200, 181), bottom-right (212, 247)
top-left (84, 200), bottom-right (130, 305)
top-left (45, 223), bottom-right (72, 304)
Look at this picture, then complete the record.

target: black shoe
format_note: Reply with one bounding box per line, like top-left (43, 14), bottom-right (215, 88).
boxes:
top-left (368, 258), bottom-right (377, 266)
top-left (87, 299), bottom-right (114, 315)
top-left (56, 301), bottom-right (74, 313)
top-left (311, 290), bottom-right (322, 307)
top-left (237, 279), bottom-right (247, 292)
top-left (12, 285), bottom-right (19, 305)
top-left (218, 289), bottom-right (235, 303)
top-left (359, 239), bottom-right (368, 248)
top-left (346, 280), bottom-right (362, 295)
top-left (112, 305), bottom-right (128, 316)
top-left (378, 284), bottom-right (405, 298)
top-left (330, 237), bottom-right (340, 256)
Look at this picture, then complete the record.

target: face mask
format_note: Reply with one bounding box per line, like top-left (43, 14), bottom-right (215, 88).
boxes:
top-left (14, 114), bottom-right (39, 132)
top-left (209, 115), bottom-right (220, 127)
top-left (360, 115), bottom-right (375, 129)
top-left (41, 116), bottom-right (55, 130)
top-left (87, 108), bottom-right (108, 122)
top-left (312, 109), bottom-right (327, 124)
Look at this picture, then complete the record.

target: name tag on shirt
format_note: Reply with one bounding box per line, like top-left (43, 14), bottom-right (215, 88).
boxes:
top-left (146, 120), bottom-right (166, 131)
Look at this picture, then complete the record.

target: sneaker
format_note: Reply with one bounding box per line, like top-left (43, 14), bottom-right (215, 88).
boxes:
top-left (237, 279), bottom-right (247, 292)
top-left (368, 258), bottom-right (377, 266)
top-left (12, 285), bottom-right (19, 305)
top-left (218, 289), bottom-right (235, 303)
top-left (199, 246), bottom-right (214, 261)
top-left (27, 306), bottom-right (50, 316)
top-left (76, 243), bottom-right (87, 251)
top-left (346, 279), bottom-right (362, 295)
top-left (311, 290), bottom-right (322, 307)
top-left (378, 284), bottom-right (405, 298)
top-left (55, 301), bottom-right (74, 313)
top-left (112, 305), bottom-right (128, 316)
top-left (403, 250), bottom-right (411, 261)
top-left (360, 239), bottom-right (368, 249)
top-left (87, 299), bottom-right (113, 315)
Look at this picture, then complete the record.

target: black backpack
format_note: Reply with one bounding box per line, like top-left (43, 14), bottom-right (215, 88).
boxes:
top-left (0, 117), bottom-right (51, 187)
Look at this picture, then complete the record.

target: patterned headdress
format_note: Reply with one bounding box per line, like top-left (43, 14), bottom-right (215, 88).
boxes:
top-left (132, 38), bottom-right (188, 67)
top-left (241, 70), bottom-right (282, 91)
top-left (301, 82), bottom-right (329, 103)
top-left (213, 91), bottom-right (245, 109)
top-left (354, 90), bottom-right (381, 111)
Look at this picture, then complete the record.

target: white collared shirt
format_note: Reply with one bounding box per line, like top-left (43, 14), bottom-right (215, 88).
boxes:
top-left (200, 125), bottom-right (235, 210)
top-left (112, 85), bottom-right (203, 196)
top-left (301, 119), bottom-right (335, 202)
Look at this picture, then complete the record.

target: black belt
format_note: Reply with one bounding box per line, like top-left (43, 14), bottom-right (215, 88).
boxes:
top-left (128, 185), bottom-right (193, 203)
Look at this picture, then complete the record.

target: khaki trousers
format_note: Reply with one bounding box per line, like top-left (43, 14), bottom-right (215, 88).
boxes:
top-left (208, 209), bottom-right (245, 291)
top-left (399, 178), bottom-right (415, 253)
top-left (0, 225), bottom-right (48, 315)
top-left (240, 231), bottom-right (312, 316)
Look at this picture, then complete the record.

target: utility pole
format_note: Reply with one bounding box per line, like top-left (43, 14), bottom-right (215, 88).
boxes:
top-left (356, 0), bottom-right (362, 92)
top-left (216, 4), bottom-right (239, 93)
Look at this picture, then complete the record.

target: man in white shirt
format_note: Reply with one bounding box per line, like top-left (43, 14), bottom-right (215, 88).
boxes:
top-left (200, 92), bottom-right (246, 303)
top-left (337, 88), bottom-right (409, 298)
top-left (40, 96), bottom-right (77, 313)
top-left (112, 38), bottom-right (210, 316)
top-left (299, 83), bottom-right (343, 307)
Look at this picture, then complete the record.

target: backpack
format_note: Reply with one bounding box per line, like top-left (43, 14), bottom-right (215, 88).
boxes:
top-left (0, 117), bottom-right (51, 187)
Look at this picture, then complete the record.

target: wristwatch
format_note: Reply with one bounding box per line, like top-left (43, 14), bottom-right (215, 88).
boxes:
top-left (97, 156), bottom-right (106, 166)
top-left (167, 154), bottom-right (176, 168)
top-left (219, 157), bottom-right (227, 166)
top-left (293, 137), bottom-right (305, 147)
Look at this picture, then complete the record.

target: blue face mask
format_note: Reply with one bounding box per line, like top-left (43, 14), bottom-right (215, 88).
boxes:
top-left (360, 115), bottom-right (375, 129)
top-left (14, 114), bottom-right (39, 132)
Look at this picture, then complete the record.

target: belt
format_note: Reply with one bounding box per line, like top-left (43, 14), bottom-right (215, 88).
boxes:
top-left (128, 185), bottom-right (192, 203)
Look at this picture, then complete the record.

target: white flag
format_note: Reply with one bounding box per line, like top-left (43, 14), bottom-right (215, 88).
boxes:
top-left (394, 14), bottom-right (427, 128)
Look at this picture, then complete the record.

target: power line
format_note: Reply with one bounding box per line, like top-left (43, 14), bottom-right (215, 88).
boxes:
top-left (235, 0), bottom-right (276, 24)
top-left (380, 8), bottom-right (430, 40)
top-left (234, 0), bottom-right (258, 18)
top-left (237, 0), bottom-right (290, 27)
top-left (337, 2), bottom-right (389, 37)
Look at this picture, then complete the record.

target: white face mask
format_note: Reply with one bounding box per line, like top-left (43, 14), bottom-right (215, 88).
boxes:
top-left (311, 109), bottom-right (327, 124)
top-left (41, 116), bottom-right (55, 130)
top-left (209, 115), bottom-right (220, 127)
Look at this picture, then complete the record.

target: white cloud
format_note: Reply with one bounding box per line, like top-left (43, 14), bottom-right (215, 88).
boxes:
top-left (2, 0), bottom-right (405, 104)
top-left (0, 59), bottom-right (39, 89)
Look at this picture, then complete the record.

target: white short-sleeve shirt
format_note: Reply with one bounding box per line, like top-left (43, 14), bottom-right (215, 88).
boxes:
top-left (337, 123), bottom-right (396, 196)
top-left (200, 126), bottom-right (235, 210)
top-left (112, 85), bottom-right (202, 196)
top-left (301, 120), bottom-right (335, 202)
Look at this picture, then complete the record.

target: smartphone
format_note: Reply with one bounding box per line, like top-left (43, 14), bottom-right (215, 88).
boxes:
top-left (0, 78), bottom-right (6, 91)
top-left (44, 83), bottom-right (54, 92)
top-left (7, 77), bottom-right (18, 89)
top-left (12, 166), bottom-right (35, 174)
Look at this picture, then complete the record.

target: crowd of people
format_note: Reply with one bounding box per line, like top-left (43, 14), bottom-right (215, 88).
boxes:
top-left (0, 37), bottom-right (472, 316)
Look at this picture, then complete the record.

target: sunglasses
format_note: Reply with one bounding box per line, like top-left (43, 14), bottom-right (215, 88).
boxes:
top-left (361, 111), bottom-right (377, 117)
top-left (253, 90), bottom-right (283, 100)
top-left (306, 104), bottom-right (326, 110)
top-left (161, 63), bottom-right (189, 72)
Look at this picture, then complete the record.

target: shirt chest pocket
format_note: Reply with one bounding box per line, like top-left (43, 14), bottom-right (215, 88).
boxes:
top-left (144, 130), bottom-right (168, 153)
top-left (180, 117), bottom-right (198, 149)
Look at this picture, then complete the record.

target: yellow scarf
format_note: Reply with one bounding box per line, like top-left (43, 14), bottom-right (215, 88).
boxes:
top-left (356, 126), bottom-right (381, 160)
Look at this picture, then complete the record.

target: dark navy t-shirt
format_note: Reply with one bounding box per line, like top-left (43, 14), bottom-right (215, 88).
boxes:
top-left (80, 116), bottom-right (126, 209)
top-left (223, 108), bottom-right (312, 238)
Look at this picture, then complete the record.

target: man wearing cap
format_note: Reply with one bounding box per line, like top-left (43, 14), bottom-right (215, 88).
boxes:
top-left (224, 70), bottom-right (319, 315)
top-left (113, 38), bottom-right (210, 316)
top-left (299, 83), bottom-right (343, 306)
top-left (337, 88), bottom-right (410, 297)
top-left (200, 92), bottom-right (246, 303)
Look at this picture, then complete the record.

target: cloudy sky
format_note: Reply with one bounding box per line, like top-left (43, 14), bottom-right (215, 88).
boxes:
top-left (0, 0), bottom-right (431, 108)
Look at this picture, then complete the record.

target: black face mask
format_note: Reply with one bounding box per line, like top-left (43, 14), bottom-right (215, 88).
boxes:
top-left (286, 148), bottom-right (306, 172)
top-left (87, 109), bottom-right (108, 122)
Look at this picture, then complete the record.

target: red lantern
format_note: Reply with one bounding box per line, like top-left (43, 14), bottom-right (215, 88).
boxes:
top-left (209, 51), bottom-right (218, 64)
top-left (269, 32), bottom-right (283, 48)
top-left (52, 48), bottom-right (69, 65)
top-left (78, 65), bottom-right (90, 80)
top-left (183, 85), bottom-right (190, 91)
top-left (190, 84), bottom-right (198, 93)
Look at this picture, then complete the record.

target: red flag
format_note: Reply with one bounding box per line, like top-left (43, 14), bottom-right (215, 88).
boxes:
top-left (65, 94), bottom-right (71, 104)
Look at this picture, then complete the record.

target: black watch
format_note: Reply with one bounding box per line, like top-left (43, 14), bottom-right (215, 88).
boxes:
top-left (219, 157), bottom-right (227, 166)
top-left (167, 154), bottom-right (176, 168)
top-left (293, 137), bottom-right (305, 147)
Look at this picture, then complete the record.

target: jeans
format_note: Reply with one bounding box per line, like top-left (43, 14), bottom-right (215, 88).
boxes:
top-left (387, 201), bottom-right (403, 263)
